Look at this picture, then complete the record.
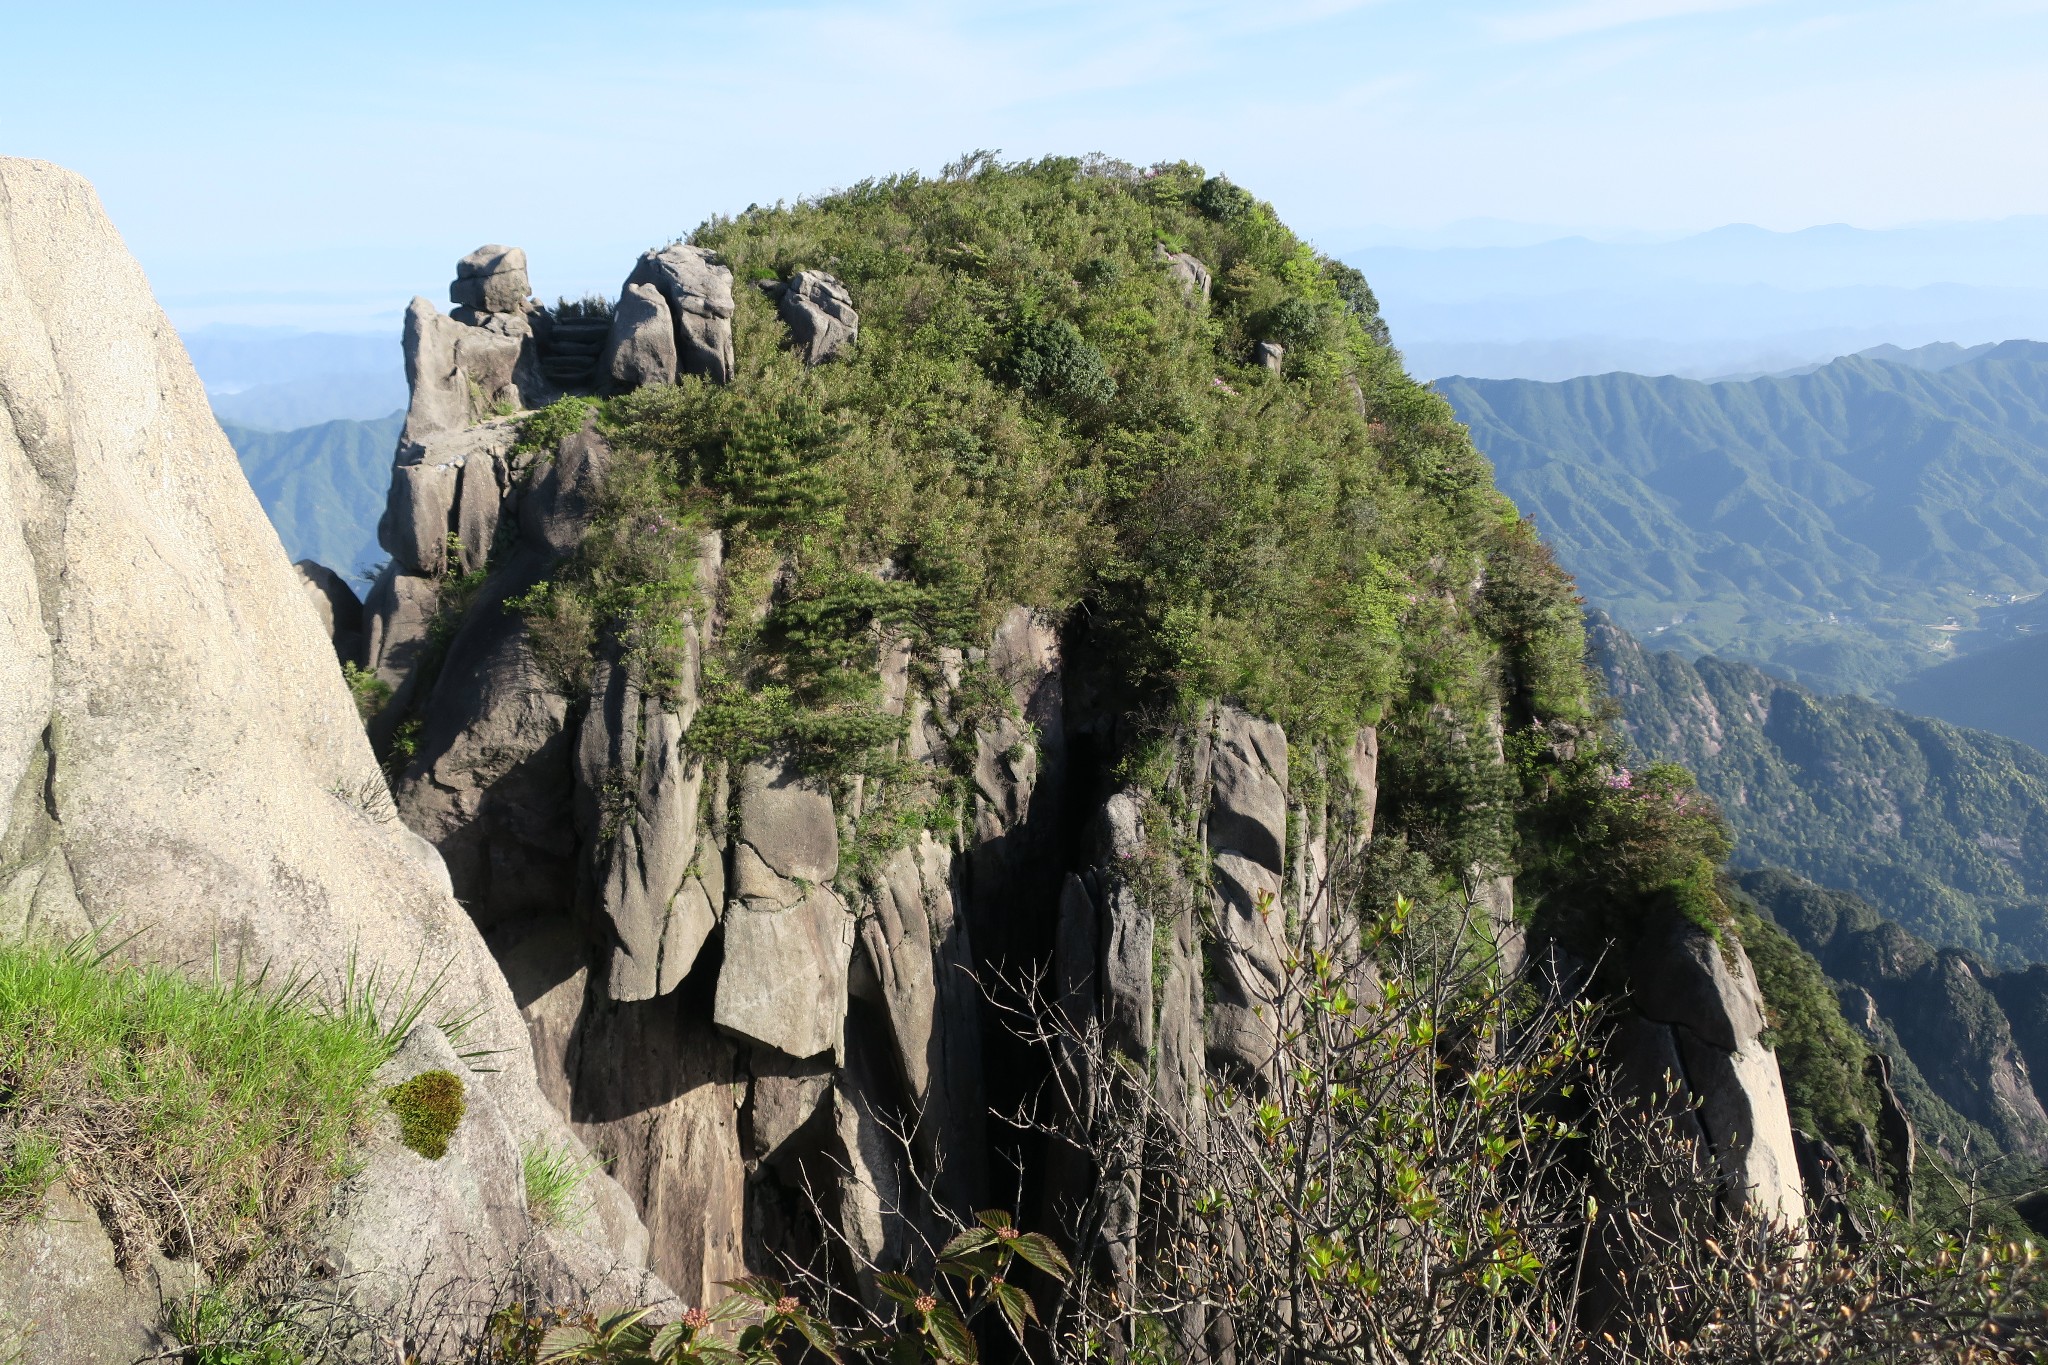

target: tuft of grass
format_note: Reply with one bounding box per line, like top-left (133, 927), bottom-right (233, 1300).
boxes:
top-left (0, 1128), bottom-right (58, 1217)
top-left (521, 1141), bottom-right (594, 1229)
top-left (0, 937), bottom-right (441, 1277)
top-left (164, 1290), bottom-right (309, 1365)
top-left (384, 1070), bottom-right (465, 1160)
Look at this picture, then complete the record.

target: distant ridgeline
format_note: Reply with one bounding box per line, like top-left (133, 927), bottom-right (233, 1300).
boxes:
top-left (223, 413), bottom-right (399, 583)
top-left (1440, 341), bottom-right (2048, 699)
top-left (1593, 615), bottom-right (2048, 966)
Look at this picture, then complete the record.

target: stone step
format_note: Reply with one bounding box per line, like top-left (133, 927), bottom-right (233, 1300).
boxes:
top-left (547, 338), bottom-right (605, 358)
top-left (541, 356), bottom-right (598, 381)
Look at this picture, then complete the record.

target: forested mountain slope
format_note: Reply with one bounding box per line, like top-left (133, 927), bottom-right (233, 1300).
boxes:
top-left (1737, 870), bottom-right (2048, 1193)
top-left (222, 412), bottom-right (400, 581)
top-left (1593, 615), bottom-right (2048, 966)
top-left (1442, 342), bottom-right (2048, 695)
top-left (1892, 629), bottom-right (2048, 755)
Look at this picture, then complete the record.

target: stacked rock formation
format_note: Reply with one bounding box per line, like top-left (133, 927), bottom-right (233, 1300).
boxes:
top-left (312, 240), bottom-right (1809, 1308)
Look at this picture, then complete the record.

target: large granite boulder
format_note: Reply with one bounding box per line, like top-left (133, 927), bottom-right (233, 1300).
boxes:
top-left (0, 1183), bottom-right (199, 1365)
top-left (1203, 706), bottom-right (1290, 1076)
top-left (450, 244), bottom-right (531, 313)
top-left (600, 280), bottom-right (679, 390)
top-left (625, 245), bottom-right (736, 383)
top-left (1623, 913), bottom-right (1806, 1227)
top-left (294, 560), bottom-right (364, 665)
top-left (0, 157), bottom-right (656, 1307)
top-left (778, 270), bottom-right (859, 365)
top-left (714, 759), bottom-right (851, 1059)
top-left (1154, 243), bottom-right (1212, 302)
top-left (400, 296), bottom-right (542, 453)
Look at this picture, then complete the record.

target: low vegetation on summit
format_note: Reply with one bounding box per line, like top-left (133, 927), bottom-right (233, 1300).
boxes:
top-left (501, 154), bottom-right (1736, 951)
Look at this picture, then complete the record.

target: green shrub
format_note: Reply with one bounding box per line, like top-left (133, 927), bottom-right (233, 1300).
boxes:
top-left (340, 661), bottom-right (391, 724)
top-left (1192, 174), bottom-right (1256, 224)
top-left (1006, 317), bottom-right (1117, 407)
top-left (515, 395), bottom-right (599, 455)
top-left (385, 1069), bottom-right (465, 1160)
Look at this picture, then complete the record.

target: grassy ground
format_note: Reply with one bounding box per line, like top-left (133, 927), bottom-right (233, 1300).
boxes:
top-left (0, 936), bottom-right (415, 1276)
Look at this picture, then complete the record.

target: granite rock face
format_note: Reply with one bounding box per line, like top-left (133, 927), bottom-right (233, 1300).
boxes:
top-left (294, 559), bottom-right (364, 664)
top-left (1618, 913), bottom-right (1807, 1227)
top-left (1155, 243), bottom-right (1212, 302)
top-left (0, 158), bottom-right (657, 1321)
top-left (778, 270), bottom-right (860, 365)
top-left (0, 1183), bottom-right (193, 1365)
top-left (601, 280), bottom-right (679, 390)
top-left (450, 244), bottom-right (532, 313)
top-left (627, 245), bottom-right (736, 384)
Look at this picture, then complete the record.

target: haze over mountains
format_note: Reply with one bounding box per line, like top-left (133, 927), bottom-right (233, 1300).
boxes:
top-left (1441, 341), bottom-right (2048, 704)
top-left (185, 324), bottom-right (405, 429)
top-left (1352, 216), bottom-right (2048, 382)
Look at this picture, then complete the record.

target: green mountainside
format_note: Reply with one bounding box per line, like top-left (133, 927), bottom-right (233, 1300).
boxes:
top-left (1736, 869), bottom-right (2048, 1204)
top-left (1440, 342), bottom-right (2048, 695)
top-left (1592, 615), bottom-right (2048, 966)
top-left (222, 412), bottom-right (399, 581)
top-left (1892, 630), bottom-right (2048, 755)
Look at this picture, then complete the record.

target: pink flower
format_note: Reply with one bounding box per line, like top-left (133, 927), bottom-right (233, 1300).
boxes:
top-left (1604, 770), bottom-right (1633, 790)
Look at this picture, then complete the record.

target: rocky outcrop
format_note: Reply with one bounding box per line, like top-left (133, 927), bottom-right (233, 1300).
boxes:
top-left (1254, 340), bottom-right (1285, 373)
top-left (339, 223), bottom-right (1816, 1304)
top-left (0, 158), bottom-right (657, 1338)
top-left (1155, 243), bottom-right (1212, 302)
top-left (295, 559), bottom-right (364, 664)
top-left (1618, 913), bottom-right (1806, 1227)
top-left (450, 245), bottom-right (531, 314)
top-left (1743, 869), bottom-right (2048, 1163)
top-left (777, 270), bottom-right (859, 365)
top-left (600, 282), bottom-right (678, 391)
top-left (1202, 706), bottom-right (1291, 1077)
top-left (623, 245), bottom-right (737, 385)
top-left (400, 290), bottom-right (545, 456)
top-left (0, 1183), bottom-right (200, 1365)
top-left (1865, 1053), bottom-right (1918, 1214)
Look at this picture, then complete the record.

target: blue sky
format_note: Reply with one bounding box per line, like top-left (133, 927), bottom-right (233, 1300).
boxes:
top-left (5, 0), bottom-right (2046, 329)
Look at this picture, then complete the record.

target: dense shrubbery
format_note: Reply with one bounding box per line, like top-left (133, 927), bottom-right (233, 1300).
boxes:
top-left (526, 157), bottom-right (1588, 781)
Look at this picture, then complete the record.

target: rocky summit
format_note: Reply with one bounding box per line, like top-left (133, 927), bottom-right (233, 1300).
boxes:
top-left (319, 160), bottom-right (1806, 1306)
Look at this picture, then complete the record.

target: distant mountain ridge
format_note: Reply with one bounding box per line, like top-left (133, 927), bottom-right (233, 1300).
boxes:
top-left (1593, 616), bottom-right (2048, 967)
top-left (1352, 215), bottom-right (2048, 381)
top-left (222, 413), bottom-right (398, 581)
top-left (186, 324), bottom-right (407, 429)
top-left (1738, 869), bottom-right (2048, 1187)
top-left (1445, 341), bottom-right (2048, 694)
top-left (1717, 340), bottom-right (2001, 382)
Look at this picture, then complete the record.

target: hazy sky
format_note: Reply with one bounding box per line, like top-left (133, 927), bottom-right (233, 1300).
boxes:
top-left (5, 0), bottom-right (2046, 329)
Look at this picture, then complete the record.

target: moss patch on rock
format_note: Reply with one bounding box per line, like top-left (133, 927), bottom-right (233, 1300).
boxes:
top-left (384, 1069), bottom-right (465, 1159)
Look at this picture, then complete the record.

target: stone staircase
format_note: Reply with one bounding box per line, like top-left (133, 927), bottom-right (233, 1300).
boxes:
top-left (541, 308), bottom-right (611, 389)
